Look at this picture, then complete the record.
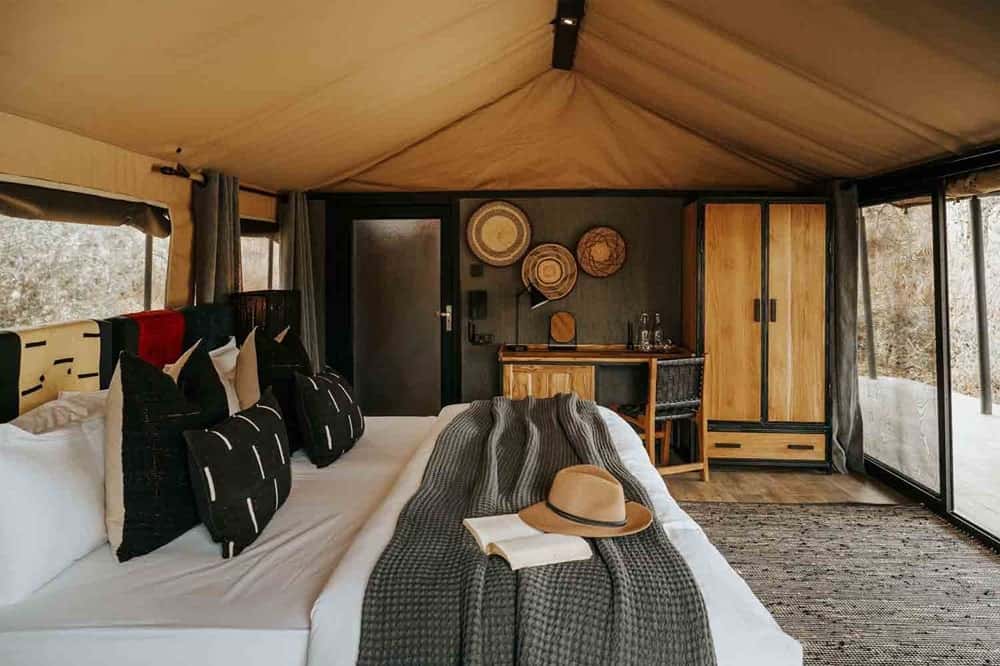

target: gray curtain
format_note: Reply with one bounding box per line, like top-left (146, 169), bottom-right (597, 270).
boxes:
top-left (192, 171), bottom-right (241, 304)
top-left (829, 180), bottom-right (865, 473)
top-left (279, 192), bottom-right (321, 367)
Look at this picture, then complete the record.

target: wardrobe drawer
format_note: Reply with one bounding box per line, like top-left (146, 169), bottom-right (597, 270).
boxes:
top-left (705, 432), bottom-right (825, 461)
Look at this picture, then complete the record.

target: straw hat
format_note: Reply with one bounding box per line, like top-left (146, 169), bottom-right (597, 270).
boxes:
top-left (519, 465), bottom-right (653, 538)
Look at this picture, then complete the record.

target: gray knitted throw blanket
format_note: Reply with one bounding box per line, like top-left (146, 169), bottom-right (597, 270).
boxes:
top-left (358, 395), bottom-right (716, 665)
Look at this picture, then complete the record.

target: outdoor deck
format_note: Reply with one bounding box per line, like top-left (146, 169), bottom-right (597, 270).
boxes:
top-left (860, 376), bottom-right (999, 537)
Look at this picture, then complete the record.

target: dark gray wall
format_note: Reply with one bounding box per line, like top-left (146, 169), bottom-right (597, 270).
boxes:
top-left (460, 196), bottom-right (685, 403)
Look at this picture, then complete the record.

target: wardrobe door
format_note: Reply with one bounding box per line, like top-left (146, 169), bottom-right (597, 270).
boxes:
top-left (767, 203), bottom-right (827, 422)
top-left (704, 204), bottom-right (762, 421)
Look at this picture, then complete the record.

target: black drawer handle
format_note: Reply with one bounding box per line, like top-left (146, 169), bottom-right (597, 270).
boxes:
top-left (769, 298), bottom-right (777, 322)
top-left (715, 442), bottom-right (742, 449)
top-left (753, 299), bottom-right (761, 322)
top-left (787, 443), bottom-right (815, 450)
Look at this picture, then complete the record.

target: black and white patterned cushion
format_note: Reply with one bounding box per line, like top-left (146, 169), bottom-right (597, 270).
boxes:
top-left (106, 346), bottom-right (229, 562)
top-left (294, 368), bottom-right (365, 468)
top-left (183, 390), bottom-right (291, 558)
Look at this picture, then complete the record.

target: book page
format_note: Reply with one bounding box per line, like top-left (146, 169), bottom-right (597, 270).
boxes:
top-left (491, 533), bottom-right (592, 571)
top-left (463, 514), bottom-right (542, 552)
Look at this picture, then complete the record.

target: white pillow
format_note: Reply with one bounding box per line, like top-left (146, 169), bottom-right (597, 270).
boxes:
top-left (164, 337), bottom-right (241, 416)
top-left (59, 389), bottom-right (110, 418)
top-left (0, 421), bottom-right (106, 605)
top-left (209, 337), bottom-right (240, 416)
top-left (9, 399), bottom-right (89, 434)
top-left (10, 388), bottom-right (110, 435)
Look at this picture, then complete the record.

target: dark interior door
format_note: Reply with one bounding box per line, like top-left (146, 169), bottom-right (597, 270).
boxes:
top-left (327, 203), bottom-right (459, 416)
top-left (353, 218), bottom-right (442, 415)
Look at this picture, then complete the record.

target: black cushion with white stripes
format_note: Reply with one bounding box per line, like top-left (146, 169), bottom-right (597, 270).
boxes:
top-left (183, 389), bottom-right (292, 558)
top-left (293, 368), bottom-right (365, 468)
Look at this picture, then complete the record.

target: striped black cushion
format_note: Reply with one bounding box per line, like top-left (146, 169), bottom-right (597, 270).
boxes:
top-left (294, 368), bottom-right (365, 468)
top-left (183, 390), bottom-right (292, 558)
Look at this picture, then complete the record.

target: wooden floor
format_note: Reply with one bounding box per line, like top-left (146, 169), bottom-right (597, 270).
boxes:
top-left (664, 467), bottom-right (911, 504)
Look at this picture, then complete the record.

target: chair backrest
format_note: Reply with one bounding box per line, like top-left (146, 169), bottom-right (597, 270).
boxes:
top-left (654, 356), bottom-right (705, 418)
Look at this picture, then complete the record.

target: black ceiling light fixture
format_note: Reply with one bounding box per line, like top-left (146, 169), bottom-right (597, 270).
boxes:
top-left (551, 0), bottom-right (585, 70)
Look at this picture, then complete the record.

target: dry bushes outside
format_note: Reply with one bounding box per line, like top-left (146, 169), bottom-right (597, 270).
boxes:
top-left (0, 214), bottom-right (167, 329)
top-left (858, 196), bottom-right (1000, 400)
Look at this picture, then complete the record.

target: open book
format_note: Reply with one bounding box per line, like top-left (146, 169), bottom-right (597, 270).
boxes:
top-left (463, 513), bottom-right (592, 571)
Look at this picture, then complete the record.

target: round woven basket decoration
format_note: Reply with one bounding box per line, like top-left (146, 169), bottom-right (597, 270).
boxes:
top-left (521, 243), bottom-right (578, 300)
top-left (576, 226), bottom-right (627, 277)
top-left (466, 201), bottom-right (532, 267)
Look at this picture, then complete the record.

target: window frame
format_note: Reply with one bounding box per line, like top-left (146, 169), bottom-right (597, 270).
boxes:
top-left (858, 165), bottom-right (1000, 551)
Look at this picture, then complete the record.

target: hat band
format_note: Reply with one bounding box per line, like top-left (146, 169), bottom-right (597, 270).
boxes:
top-left (545, 500), bottom-right (627, 528)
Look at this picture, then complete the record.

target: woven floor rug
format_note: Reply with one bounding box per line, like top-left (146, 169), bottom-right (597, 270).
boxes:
top-left (680, 502), bottom-right (1000, 665)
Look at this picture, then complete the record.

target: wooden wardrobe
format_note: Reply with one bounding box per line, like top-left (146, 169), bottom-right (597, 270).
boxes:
top-left (683, 199), bottom-right (830, 468)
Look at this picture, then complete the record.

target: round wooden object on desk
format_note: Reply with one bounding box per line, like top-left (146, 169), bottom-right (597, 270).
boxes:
top-left (521, 243), bottom-right (578, 300)
top-left (576, 226), bottom-right (626, 277)
top-left (549, 311), bottom-right (576, 344)
top-left (466, 201), bottom-right (532, 266)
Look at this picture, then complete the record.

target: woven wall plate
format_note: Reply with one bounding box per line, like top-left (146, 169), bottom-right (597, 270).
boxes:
top-left (576, 226), bottom-right (627, 277)
top-left (521, 243), bottom-right (578, 300)
top-left (466, 201), bottom-right (531, 267)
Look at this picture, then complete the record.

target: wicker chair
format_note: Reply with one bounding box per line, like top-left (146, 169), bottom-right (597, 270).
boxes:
top-left (615, 356), bottom-right (708, 480)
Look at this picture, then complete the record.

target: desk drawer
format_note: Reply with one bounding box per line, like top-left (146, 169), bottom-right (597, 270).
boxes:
top-left (502, 364), bottom-right (595, 401)
top-left (706, 432), bottom-right (825, 461)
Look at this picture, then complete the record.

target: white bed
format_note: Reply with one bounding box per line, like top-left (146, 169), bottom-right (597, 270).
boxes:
top-left (309, 404), bottom-right (803, 666)
top-left (0, 416), bottom-right (438, 666)
top-left (0, 405), bottom-right (801, 666)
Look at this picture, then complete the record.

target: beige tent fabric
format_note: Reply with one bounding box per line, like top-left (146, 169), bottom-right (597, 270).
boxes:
top-left (576, 0), bottom-right (1000, 179)
top-left (0, 0), bottom-right (997, 192)
top-left (336, 70), bottom-right (797, 191)
top-left (0, 0), bottom-right (551, 191)
top-left (948, 167), bottom-right (1000, 197)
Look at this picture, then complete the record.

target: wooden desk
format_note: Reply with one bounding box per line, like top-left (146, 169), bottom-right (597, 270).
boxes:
top-left (498, 344), bottom-right (708, 480)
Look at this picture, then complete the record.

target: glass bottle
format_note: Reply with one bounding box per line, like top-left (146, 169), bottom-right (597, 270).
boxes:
top-left (638, 312), bottom-right (651, 352)
top-left (653, 312), bottom-right (664, 351)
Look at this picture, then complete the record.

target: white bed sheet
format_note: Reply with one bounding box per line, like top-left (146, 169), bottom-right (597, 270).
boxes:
top-left (0, 416), bottom-right (437, 666)
top-left (309, 404), bottom-right (803, 666)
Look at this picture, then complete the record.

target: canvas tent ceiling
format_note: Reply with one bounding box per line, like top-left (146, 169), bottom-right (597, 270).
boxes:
top-left (0, 0), bottom-right (997, 192)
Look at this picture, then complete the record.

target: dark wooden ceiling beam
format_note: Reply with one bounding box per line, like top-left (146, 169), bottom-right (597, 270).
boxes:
top-left (552, 0), bottom-right (586, 70)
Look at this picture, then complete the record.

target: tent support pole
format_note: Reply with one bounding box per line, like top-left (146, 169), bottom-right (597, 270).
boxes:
top-left (970, 196), bottom-right (992, 415)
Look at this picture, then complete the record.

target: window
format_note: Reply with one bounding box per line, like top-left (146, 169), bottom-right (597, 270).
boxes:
top-left (858, 159), bottom-right (1000, 550)
top-left (0, 213), bottom-right (168, 329)
top-left (857, 198), bottom-right (941, 493)
top-left (240, 219), bottom-right (280, 291)
top-left (946, 194), bottom-right (1000, 539)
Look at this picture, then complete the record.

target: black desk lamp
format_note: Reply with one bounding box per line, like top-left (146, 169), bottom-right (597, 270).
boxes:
top-left (508, 283), bottom-right (550, 351)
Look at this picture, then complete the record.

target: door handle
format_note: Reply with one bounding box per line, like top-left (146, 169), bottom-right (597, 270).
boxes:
top-left (436, 305), bottom-right (453, 332)
top-left (769, 299), bottom-right (777, 322)
top-left (753, 299), bottom-right (761, 322)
